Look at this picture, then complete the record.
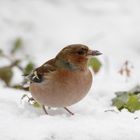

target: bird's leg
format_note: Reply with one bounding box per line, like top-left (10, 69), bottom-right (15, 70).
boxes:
top-left (64, 107), bottom-right (74, 115)
top-left (42, 105), bottom-right (48, 115)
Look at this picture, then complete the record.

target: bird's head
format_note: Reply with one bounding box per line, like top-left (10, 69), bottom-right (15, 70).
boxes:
top-left (55, 44), bottom-right (102, 70)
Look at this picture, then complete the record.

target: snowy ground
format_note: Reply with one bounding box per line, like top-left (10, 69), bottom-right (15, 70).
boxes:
top-left (0, 0), bottom-right (140, 140)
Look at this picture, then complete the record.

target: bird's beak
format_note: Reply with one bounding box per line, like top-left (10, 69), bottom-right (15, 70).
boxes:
top-left (87, 49), bottom-right (102, 56)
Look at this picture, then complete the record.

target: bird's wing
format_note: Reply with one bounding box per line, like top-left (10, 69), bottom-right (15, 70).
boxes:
top-left (29, 59), bottom-right (56, 83)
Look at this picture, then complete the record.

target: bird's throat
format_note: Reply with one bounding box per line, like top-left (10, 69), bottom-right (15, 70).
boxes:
top-left (56, 59), bottom-right (79, 71)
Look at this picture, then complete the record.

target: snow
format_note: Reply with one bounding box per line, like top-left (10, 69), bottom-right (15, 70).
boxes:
top-left (0, 0), bottom-right (140, 139)
top-left (1, 83), bottom-right (140, 140)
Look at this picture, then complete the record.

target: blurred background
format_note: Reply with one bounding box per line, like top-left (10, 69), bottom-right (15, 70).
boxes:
top-left (0, 0), bottom-right (140, 86)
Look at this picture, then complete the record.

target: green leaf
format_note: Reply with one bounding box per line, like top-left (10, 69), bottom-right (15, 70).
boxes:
top-left (23, 62), bottom-right (35, 75)
top-left (112, 85), bottom-right (140, 113)
top-left (11, 38), bottom-right (22, 54)
top-left (126, 95), bottom-right (140, 112)
top-left (0, 66), bottom-right (13, 86)
top-left (112, 93), bottom-right (129, 110)
top-left (88, 57), bottom-right (102, 74)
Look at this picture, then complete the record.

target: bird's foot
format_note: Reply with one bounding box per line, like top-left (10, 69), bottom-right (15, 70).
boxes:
top-left (64, 107), bottom-right (74, 115)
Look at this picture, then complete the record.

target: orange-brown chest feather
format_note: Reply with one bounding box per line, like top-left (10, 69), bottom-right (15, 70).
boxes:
top-left (30, 68), bottom-right (92, 107)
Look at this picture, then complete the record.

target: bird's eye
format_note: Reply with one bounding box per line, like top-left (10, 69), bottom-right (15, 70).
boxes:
top-left (77, 50), bottom-right (84, 55)
top-left (77, 48), bottom-right (86, 55)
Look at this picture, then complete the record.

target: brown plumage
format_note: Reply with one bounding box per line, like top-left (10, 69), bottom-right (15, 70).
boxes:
top-left (29, 44), bottom-right (102, 115)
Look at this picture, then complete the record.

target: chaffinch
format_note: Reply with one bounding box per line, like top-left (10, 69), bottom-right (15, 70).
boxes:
top-left (29, 44), bottom-right (102, 115)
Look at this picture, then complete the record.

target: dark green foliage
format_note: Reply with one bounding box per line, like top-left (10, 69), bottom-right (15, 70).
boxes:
top-left (23, 62), bottom-right (35, 76)
top-left (126, 95), bottom-right (140, 112)
top-left (88, 57), bottom-right (102, 73)
top-left (0, 37), bottom-right (35, 89)
top-left (11, 38), bottom-right (23, 54)
top-left (112, 85), bottom-right (140, 112)
top-left (0, 66), bottom-right (13, 86)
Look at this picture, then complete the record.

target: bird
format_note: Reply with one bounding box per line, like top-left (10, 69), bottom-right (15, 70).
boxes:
top-left (29, 44), bottom-right (102, 115)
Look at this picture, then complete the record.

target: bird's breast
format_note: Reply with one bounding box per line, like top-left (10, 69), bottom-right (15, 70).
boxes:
top-left (30, 69), bottom-right (92, 107)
